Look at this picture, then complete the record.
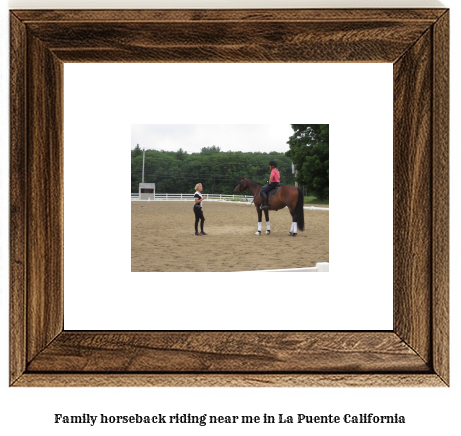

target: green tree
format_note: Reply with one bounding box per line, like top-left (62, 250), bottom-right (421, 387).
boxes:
top-left (285, 124), bottom-right (329, 200)
top-left (201, 145), bottom-right (221, 154)
top-left (131, 147), bottom-right (296, 194)
top-left (132, 144), bottom-right (143, 157)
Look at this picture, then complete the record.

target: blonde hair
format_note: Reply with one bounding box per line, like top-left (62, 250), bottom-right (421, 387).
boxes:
top-left (195, 183), bottom-right (202, 191)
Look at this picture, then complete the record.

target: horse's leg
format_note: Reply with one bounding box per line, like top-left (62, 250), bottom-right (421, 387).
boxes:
top-left (289, 206), bottom-right (298, 236)
top-left (255, 208), bottom-right (262, 235)
top-left (264, 209), bottom-right (270, 235)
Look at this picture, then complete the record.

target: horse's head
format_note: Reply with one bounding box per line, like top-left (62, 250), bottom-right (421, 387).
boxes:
top-left (234, 176), bottom-right (247, 193)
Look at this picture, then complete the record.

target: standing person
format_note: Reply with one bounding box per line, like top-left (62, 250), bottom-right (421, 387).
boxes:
top-left (260, 160), bottom-right (280, 210)
top-left (193, 183), bottom-right (207, 236)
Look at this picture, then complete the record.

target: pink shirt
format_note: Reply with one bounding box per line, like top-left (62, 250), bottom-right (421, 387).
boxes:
top-left (270, 168), bottom-right (280, 183)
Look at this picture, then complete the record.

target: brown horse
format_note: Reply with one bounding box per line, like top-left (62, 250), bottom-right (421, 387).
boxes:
top-left (234, 176), bottom-right (304, 236)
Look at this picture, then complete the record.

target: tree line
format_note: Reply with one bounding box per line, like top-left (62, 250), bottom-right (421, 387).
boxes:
top-left (131, 124), bottom-right (329, 199)
top-left (131, 145), bottom-right (296, 194)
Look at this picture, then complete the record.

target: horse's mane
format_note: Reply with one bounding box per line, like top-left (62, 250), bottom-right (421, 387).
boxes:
top-left (244, 177), bottom-right (263, 187)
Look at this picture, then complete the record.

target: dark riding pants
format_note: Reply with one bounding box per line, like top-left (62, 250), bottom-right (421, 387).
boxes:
top-left (261, 182), bottom-right (279, 195)
top-left (193, 205), bottom-right (205, 232)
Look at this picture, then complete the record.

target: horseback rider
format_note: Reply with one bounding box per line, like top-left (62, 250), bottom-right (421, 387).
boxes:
top-left (260, 160), bottom-right (280, 210)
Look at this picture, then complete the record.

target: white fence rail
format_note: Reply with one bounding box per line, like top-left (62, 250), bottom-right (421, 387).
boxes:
top-left (131, 193), bottom-right (253, 203)
top-left (131, 193), bottom-right (329, 210)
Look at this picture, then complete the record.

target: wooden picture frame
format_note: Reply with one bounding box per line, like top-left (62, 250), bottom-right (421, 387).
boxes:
top-left (10, 9), bottom-right (449, 387)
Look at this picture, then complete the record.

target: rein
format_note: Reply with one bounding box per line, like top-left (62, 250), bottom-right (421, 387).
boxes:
top-left (237, 178), bottom-right (263, 204)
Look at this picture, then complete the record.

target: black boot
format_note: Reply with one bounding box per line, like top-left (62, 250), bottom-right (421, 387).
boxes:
top-left (260, 191), bottom-right (269, 210)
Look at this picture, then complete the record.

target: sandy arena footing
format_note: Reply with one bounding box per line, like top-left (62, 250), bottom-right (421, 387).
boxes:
top-left (131, 201), bottom-right (329, 272)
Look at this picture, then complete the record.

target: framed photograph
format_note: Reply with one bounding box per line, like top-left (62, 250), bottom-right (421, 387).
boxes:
top-left (10, 9), bottom-right (449, 386)
top-left (127, 123), bottom-right (330, 272)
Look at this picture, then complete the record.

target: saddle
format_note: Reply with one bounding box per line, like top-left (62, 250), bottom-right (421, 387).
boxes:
top-left (259, 183), bottom-right (281, 199)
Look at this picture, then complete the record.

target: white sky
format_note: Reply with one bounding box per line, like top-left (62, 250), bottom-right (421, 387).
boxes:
top-left (131, 124), bottom-right (294, 154)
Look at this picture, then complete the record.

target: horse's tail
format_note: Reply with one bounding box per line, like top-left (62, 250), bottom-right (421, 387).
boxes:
top-left (296, 187), bottom-right (305, 231)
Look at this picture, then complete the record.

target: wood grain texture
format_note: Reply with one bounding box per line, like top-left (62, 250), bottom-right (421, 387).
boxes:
top-left (14, 9), bottom-right (448, 64)
top-left (12, 9), bottom-right (447, 22)
top-left (26, 34), bottom-right (64, 361)
top-left (393, 29), bottom-right (433, 364)
top-left (9, 9), bottom-right (449, 387)
top-left (432, 11), bottom-right (449, 385)
top-left (13, 374), bottom-right (446, 388)
top-left (27, 332), bottom-right (429, 373)
top-left (9, 13), bottom-right (28, 384)
top-left (26, 20), bottom-right (433, 63)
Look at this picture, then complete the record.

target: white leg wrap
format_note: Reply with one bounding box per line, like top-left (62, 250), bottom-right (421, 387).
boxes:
top-left (293, 222), bottom-right (298, 233)
top-left (266, 221), bottom-right (271, 231)
top-left (290, 222), bottom-right (294, 232)
top-left (258, 222), bottom-right (262, 231)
